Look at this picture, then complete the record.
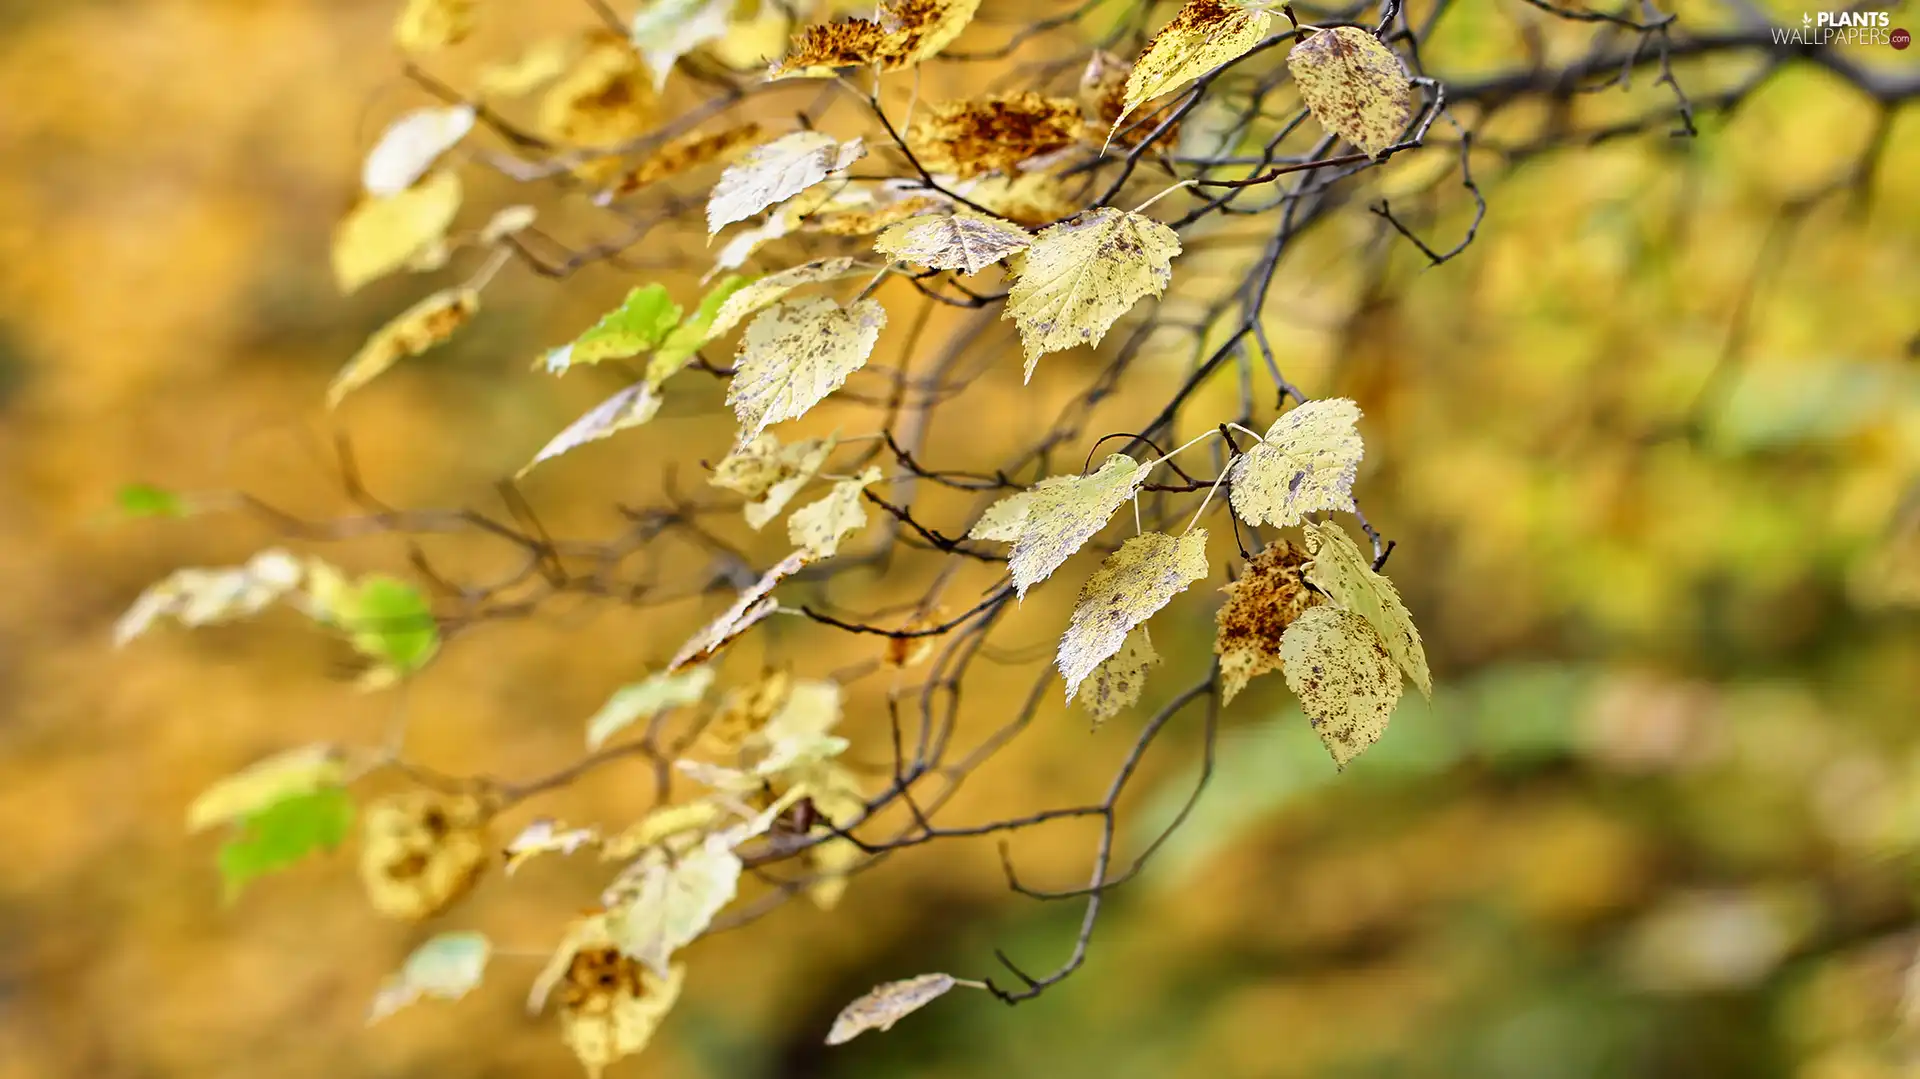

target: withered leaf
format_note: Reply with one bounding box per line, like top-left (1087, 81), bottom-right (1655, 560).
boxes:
top-left (1287, 25), bottom-right (1414, 158)
top-left (1228, 398), bottom-right (1365, 528)
top-left (359, 791), bottom-right (491, 921)
top-left (772, 0), bottom-right (980, 77)
top-left (1119, 0), bottom-right (1272, 134)
top-left (728, 296), bottom-right (886, 443)
top-left (517, 381), bottom-right (663, 478)
top-left (1004, 208), bottom-right (1180, 380)
top-left (329, 287), bottom-right (479, 408)
top-left (826, 973), bottom-right (972, 1045)
top-left (539, 40), bottom-right (658, 148)
top-left (668, 549), bottom-right (814, 671)
top-left (606, 124), bottom-right (763, 199)
top-left (789, 466), bottom-right (882, 558)
top-left (873, 210), bottom-right (1031, 275)
top-left (968, 453), bottom-right (1149, 597)
top-left (1300, 520), bottom-right (1430, 699)
top-left (707, 132), bottom-right (866, 235)
top-left (1079, 631), bottom-right (1161, 724)
top-left (712, 433), bottom-right (840, 529)
top-left (907, 93), bottom-right (1086, 179)
top-left (1213, 540), bottom-right (1319, 703)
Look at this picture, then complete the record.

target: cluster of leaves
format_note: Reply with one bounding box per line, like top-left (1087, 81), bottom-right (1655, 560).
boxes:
top-left (109, 0), bottom-right (1863, 1071)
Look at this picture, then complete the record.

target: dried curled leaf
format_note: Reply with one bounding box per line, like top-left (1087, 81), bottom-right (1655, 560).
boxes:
top-left (606, 124), bottom-right (763, 199)
top-left (540, 40), bottom-right (658, 147)
top-left (1301, 520), bottom-right (1431, 699)
top-left (115, 548), bottom-right (305, 646)
top-left (873, 210), bottom-right (1031, 275)
top-left (359, 791), bottom-right (492, 921)
top-left (1281, 605), bottom-right (1402, 767)
top-left (707, 132), bottom-right (866, 234)
top-left (363, 105), bottom-right (475, 197)
top-left (1058, 530), bottom-right (1210, 701)
top-left (668, 549), bottom-right (813, 671)
top-left (708, 257), bottom-right (870, 339)
top-left (826, 973), bottom-right (969, 1045)
top-left (504, 819), bottom-right (603, 875)
top-left (630, 0), bottom-right (735, 91)
top-left (772, 0), bottom-right (980, 76)
top-left (530, 915), bottom-right (684, 1079)
top-left (1004, 208), bottom-right (1180, 380)
top-left (332, 170), bottom-right (462, 294)
top-left (968, 453), bottom-right (1148, 597)
top-left (728, 296), bottom-right (886, 443)
top-left (604, 831), bottom-right (742, 976)
top-left (1080, 631), bottom-right (1161, 723)
top-left (395, 0), bottom-right (474, 52)
top-left (328, 287), bottom-right (478, 408)
top-left (1287, 25), bottom-right (1414, 158)
top-left (585, 666), bottom-right (717, 749)
top-left (789, 466), bottom-right (882, 558)
top-left (518, 381), bottom-right (663, 477)
top-left (906, 93), bottom-right (1085, 179)
top-left (368, 931), bottom-right (491, 1025)
top-left (1119, 0), bottom-right (1272, 133)
top-left (1228, 398), bottom-right (1365, 528)
top-left (187, 743), bottom-right (347, 834)
top-left (542, 285), bottom-right (682, 374)
top-left (1213, 539), bottom-right (1319, 703)
top-left (712, 433), bottom-right (839, 529)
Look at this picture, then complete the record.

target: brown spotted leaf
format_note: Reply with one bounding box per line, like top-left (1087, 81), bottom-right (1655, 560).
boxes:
top-left (728, 296), bottom-right (886, 443)
top-left (1301, 520), bottom-right (1430, 699)
top-left (1004, 208), bottom-right (1180, 380)
top-left (770, 17), bottom-right (896, 77)
top-left (1119, 0), bottom-right (1272, 133)
top-left (1213, 540), bottom-right (1319, 703)
top-left (329, 287), bottom-right (479, 408)
top-left (1058, 531), bottom-right (1210, 701)
top-left (826, 973), bottom-right (967, 1045)
top-left (528, 914), bottom-right (685, 1079)
top-left (605, 123), bottom-right (763, 199)
top-left (711, 432), bottom-right (840, 528)
top-left (359, 791), bottom-right (492, 921)
top-left (789, 466), bottom-right (882, 558)
top-left (539, 39), bottom-right (659, 148)
top-left (1286, 25), bottom-right (1414, 158)
top-left (906, 93), bottom-right (1086, 179)
top-left (1079, 631), bottom-right (1162, 724)
top-left (873, 211), bottom-right (1032, 275)
top-left (1281, 605), bottom-right (1402, 768)
top-left (1228, 398), bottom-right (1365, 527)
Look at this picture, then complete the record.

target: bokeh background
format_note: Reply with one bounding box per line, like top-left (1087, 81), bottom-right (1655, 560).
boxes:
top-left (2, 1), bottom-right (1918, 1077)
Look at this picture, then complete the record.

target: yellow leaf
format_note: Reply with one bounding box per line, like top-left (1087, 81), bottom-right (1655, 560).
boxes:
top-left (727, 296), bottom-right (886, 442)
top-left (1280, 605), bottom-right (1402, 767)
top-left (584, 666), bottom-right (716, 749)
top-left (328, 287), bottom-right (479, 408)
top-left (362, 105), bottom-right (476, 197)
top-left (960, 171), bottom-right (1079, 227)
top-left (1301, 520), bottom-right (1431, 699)
top-left (668, 549), bottom-right (814, 671)
top-left (789, 466), bottom-right (882, 558)
top-left (605, 123), bottom-right (763, 199)
top-left (504, 819), bottom-right (602, 875)
top-left (1057, 530), bottom-right (1210, 701)
top-left (539, 40), bottom-right (658, 147)
top-left (905, 93), bottom-right (1085, 178)
top-left (968, 453), bottom-right (1149, 597)
top-left (1286, 25), bottom-right (1414, 157)
top-left (883, 0), bottom-right (981, 66)
top-left (528, 914), bottom-right (684, 1079)
top-left (873, 210), bottom-right (1032, 275)
top-left (601, 801), bottom-right (727, 861)
top-left (518, 381), bottom-right (663, 477)
top-left (477, 36), bottom-right (579, 98)
top-left (1228, 398), bottom-right (1365, 527)
top-left (358, 791), bottom-right (491, 921)
top-left (707, 132), bottom-right (866, 234)
top-left (712, 433), bottom-right (840, 529)
top-left (186, 743), bottom-right (347, 833)
top-left (332, 170), bottom-right (463, 294)
top-left (1118, 0), bottom-right (1272, 133)
top-left (1004, 207), bottom-right (1180, 380)
top-left (630, 0), bottom-right (735, 91)
top-left (395, 0), bottom-right (475, 52)
top-left (604, 831), bottom-right (742, 977)
top-left (826, 973), bottom-right (969, 1045)
top-left (115, 549), bottom-right (306, 646)
top-left (708, 257), bottom-right (872, 339)
top-left (1213, 539), bottom-right (1319, 703)
top-left (478, 204), bottom-right (538, 243)
top-left (1079, 631), bottom-right (1161, 724)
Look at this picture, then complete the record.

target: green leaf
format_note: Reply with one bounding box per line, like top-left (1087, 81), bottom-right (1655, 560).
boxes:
top-left (343, 576), bottom-right (440, 678)
top-left (369, 931), bottom-right (493, 1024)
top-left (116, 482), bottom-right (189, 519)
top-left (217, 786), bottom-right (354, 900)
top-left (647, 274), bottom-right (753, 385)
top-left (547, 284), bottom-right (682, 372)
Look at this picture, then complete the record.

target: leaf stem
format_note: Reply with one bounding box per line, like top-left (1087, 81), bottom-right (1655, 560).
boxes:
top-left (1130, 179), bottom-right (1196, 215)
